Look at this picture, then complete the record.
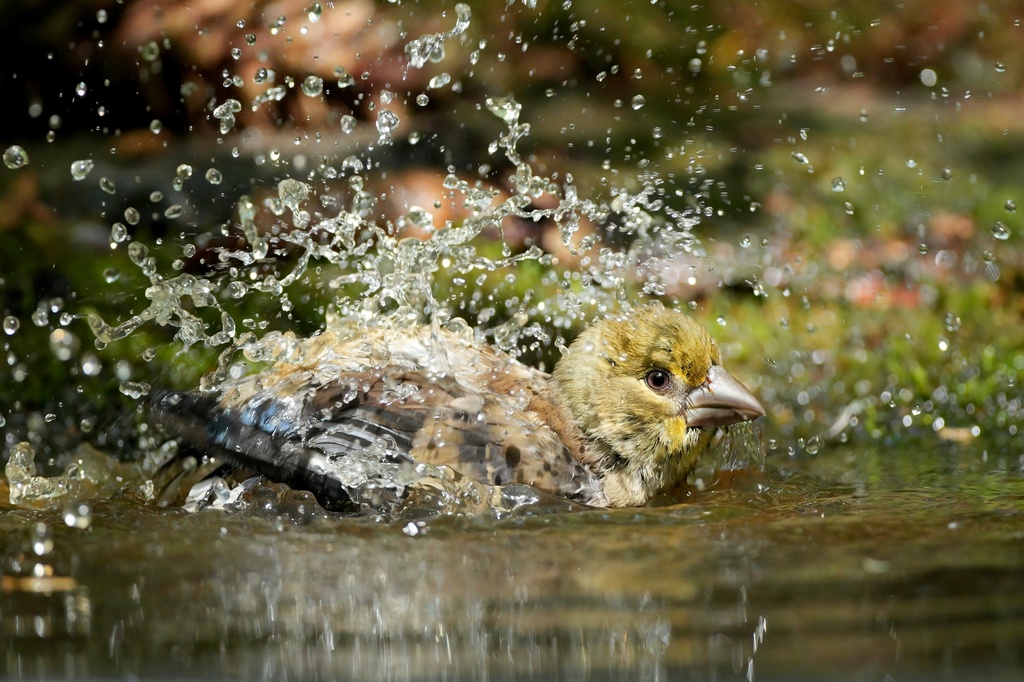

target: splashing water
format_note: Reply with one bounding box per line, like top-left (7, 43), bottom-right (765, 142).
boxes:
top-left (53, 2), bottom-right (726, 516)
top-left (6, 442), bottom-right (70, 505)
top-left (88, 93), bottom-right (704, 381)
top-left (404, 3), bottom-right (472, 69)
top-left (5, 441), bottom-right (153, 507)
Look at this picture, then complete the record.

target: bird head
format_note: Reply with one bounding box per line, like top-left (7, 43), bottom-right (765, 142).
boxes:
top-left (550, 305), bottom-right (765, 505)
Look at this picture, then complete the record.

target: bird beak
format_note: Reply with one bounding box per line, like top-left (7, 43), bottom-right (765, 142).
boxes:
top-left (683, 364), bottom-right (766, 428)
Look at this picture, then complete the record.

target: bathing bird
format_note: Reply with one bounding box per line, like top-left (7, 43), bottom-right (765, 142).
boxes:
top-left (152, 305), bottom-right (765, 510)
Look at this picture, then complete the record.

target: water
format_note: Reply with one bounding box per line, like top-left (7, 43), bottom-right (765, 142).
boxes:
top-left (3, 1), bottom-right (1024, 679)
top-left (2, 444), bottom-right (1021, 680)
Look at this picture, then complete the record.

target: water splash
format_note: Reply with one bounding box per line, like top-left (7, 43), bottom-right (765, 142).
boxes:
top-left (80, 82), bottom-right (708, 515)
top-left (3, 145), bottom-right (29, 169)
top-left (5, 441), bottom-right (153, 508)
top-left (72, 1), bottom-right (716, 517)
top-left (6, 442), bottom-right (71, 505)
top-left (90, 84), bottom-right (703, 372)
top-left (405, 3), bottom-right (472, 69)
top-left (177, 456), bottom-right (578, 522)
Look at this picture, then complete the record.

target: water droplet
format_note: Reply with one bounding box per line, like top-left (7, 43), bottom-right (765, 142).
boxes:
top-left (301, 75), bottom-right (323, 97)
top-left (128, 241), bottom-right (148, 264)
top-left (919, 68), bottom-right (937, 87)
top-left (995, 61), bottom-right (1006, 73)
top-left (375, 110), bottom-right (400, 143)
top-left (335, 69), bottom-right (354, 88)
top-left (416, 93), bottom-right (429, 106)
top-left (992, 221), bottom-right (1011, 240)
top-left (124, 207), bottom-right (140, 225)
top-left (176, 164), bottom-right (193, 179)
top-left (630, 94), bottom-right (646, 110)
top-left (341, 155), bottom-right (364, 174)
top-left (3, 145), bottom-right (29, 169)
top-left (1005, 199), bottom-right (1017, 212)
top-left (830, 177), bottom-right (846, 192)
top-left (205, 168), bottom-right (223, 184)
top-left (453, 2), bottom-right (473, 33)
top-left (941, 168), bottom-right (953, 180)
top-left (63, 501), bottom-right (93, 529)
top-left (81, 353), bottom-right (102, 376)
top-left (3, 315), bottom-right (19, 335)
top-left (428, 73), bottom-right (451, 89)
top-left (804, 436), bottom-right (821, 455)
top-left (278, 178), bottom-right (311, 216)
top-left (307, 2), bottom-right (323, 23)
top-left (139, 41), bottom-right (160, 62)
top-left (407, 206), bottom-right (433, 229)
top-left (149, 119), bottom-right (163, 134)
top-left (70, 159), bottom-right (93, 180)
top-left (110, 223), bottom-right (128, 243)
top-left (485, 96), bottom-right (521, 124)
top-left (31, 523), bottom-right (54, 556)
top-left (340, 114), bottom-right (357, 133)
top-left (227, 281), bottom-right (248, 299)
top-left (118, 381), bottom-right (151, 399)
top-left (791, 151), bottom-right (809, 164)
top-left (75, 82), bottom-right (88, 97)
top-left (30, 308), bottom-right (47, 328)
top-left (49, 328), bottom-right (79, 361)
top-left (213, 99), bottom-right (241, 134)
top-left (99, 176), bottom-right (117, 194)
top-left (944, 313), bottom-right (961, 332)
top-left (687, 58), bottom-right (702, 74)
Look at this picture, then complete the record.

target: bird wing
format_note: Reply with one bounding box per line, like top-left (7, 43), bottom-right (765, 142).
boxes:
top-left (152, 366), bottom-right (603, 510)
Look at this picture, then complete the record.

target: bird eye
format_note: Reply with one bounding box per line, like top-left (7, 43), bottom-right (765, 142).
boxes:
top-left (644, 369), bottom-right (671, 391)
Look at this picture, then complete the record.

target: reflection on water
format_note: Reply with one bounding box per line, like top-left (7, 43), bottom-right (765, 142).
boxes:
top-left (2, 443), bottom-right (1021, 681)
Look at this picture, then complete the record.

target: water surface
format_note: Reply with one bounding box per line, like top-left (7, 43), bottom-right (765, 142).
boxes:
top-left (3, 441), bottom-right (1021, 681)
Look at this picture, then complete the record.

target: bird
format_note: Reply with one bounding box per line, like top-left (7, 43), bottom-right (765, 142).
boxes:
top-left (151, 305), bottom-right (765, 511)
